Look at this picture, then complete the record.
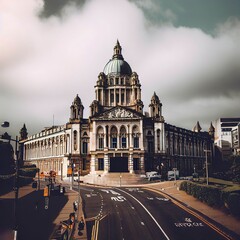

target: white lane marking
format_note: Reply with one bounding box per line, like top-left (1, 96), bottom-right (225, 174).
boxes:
top-left (147, 197), bottom-right (154, 200)
top-left (126, 188), bottom-right (144, 193)
top-left (101, 189), bottom-right (110, 194)
top-left (126, 188), bottom-right (139, 192)
top-left (110, 190), bottom-right (121, 195)
top-left (156, 197), bottom-right (169, 201)
top-left (118, 189), bottom-right (170, 240)
top-left (111, 196), bottom-right (126, 202)
top-left (101, 189), bottom-right (121, 195)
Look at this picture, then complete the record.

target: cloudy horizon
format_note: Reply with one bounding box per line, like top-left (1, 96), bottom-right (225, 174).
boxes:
top-left (1, 0), bottom-right (240, 138)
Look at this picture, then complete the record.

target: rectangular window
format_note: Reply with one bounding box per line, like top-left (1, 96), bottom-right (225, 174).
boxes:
top-left (116, 94), bottom-right (119, 104)
top-left (98, 158), bottom-right (104, 170)
top-left (121, 93), bottom-right (124, 104)
top-left (121, 137), bottom-right (126, 148)
top-left (110, 93), bottom-right (114, 105)
top-left (82, 142), bottom-right (88, 154)
top-left (148, 141), bottom-right (153, 153)
top-left (99, 138), bottom-right (104, 149)
top-left (134, 137), bottom-right (139, 148)
top-left (133, 158), bottom-right (140, 170)
top-left (111, 137), bottom-right (117, 148)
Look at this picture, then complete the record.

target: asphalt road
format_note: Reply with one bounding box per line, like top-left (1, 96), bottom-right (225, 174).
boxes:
top-left (80, 186), bottom-right (230, 240)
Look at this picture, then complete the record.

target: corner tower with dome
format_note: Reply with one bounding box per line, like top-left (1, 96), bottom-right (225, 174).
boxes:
top-left (22, 41), bottom-right (215, 184)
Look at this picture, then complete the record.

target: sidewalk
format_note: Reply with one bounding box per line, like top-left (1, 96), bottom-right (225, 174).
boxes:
top-left (0, 181), bottom-right (87, 240)
top-left (52, 187), bottom-right (87, 240)
top-left (144, 181), bottom-right (240, 240)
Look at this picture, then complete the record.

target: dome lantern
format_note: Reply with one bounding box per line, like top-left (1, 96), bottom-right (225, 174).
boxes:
top-left (103, 40), bottom-right (132, 76)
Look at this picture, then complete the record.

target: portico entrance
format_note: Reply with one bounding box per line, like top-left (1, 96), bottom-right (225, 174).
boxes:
top-left (109, 157), bottom-right (128, 172)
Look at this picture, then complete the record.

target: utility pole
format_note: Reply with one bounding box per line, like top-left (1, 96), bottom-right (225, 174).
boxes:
top-left (14, 136), bottom-right (19, 240)
top-left (204, 149), bottom-right (211, 185)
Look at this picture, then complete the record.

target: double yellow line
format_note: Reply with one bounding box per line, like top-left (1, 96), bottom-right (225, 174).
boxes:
top-left (91, 214), bottom-right (107, 240)
top-left (144, 187), bottom-right (234, 240)
top-left (91, 219), bottom-right (99, 240)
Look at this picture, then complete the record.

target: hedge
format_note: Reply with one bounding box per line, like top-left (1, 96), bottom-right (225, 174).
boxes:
top-left (179, 181), bottom-right (223, 207)
top-left (180, 181), bottom-right (240, 217)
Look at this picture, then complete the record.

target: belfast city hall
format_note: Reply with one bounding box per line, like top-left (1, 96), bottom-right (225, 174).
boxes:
top-left (20, 41), bottom-right (215, 182)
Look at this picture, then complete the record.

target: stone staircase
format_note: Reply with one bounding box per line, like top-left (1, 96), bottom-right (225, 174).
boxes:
top-left (82, 172), bottom-right (148, 186)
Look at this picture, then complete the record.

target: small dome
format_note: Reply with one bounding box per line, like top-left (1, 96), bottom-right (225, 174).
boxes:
top-left (103, 40), bottom-right (132, 76)
top-left (151, 92), bottom-right (160, 103)
top-left (193, 121), bottom-right (202, 132)
top-left (74, 94), bottom-right (82, 106)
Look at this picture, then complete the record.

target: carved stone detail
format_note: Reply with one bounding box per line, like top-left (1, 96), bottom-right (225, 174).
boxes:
top-left (101, 108), bottom-right (134, 119)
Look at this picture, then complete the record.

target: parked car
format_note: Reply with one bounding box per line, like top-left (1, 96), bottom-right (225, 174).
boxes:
top-left (148, 174), bottom-right (161, 181)
top-left (146, 171), bottom-right (158, 178)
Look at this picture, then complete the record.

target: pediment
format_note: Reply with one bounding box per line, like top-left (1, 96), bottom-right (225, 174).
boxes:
top-left (97, 107), bottom-right (140, 120)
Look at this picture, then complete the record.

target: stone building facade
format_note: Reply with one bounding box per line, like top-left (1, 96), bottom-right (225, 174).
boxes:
top-left (21, 41), bottom-right (214, 178)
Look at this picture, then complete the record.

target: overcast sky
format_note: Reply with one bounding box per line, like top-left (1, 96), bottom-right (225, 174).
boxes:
top-left (1, 0), bottom-right (240, 138)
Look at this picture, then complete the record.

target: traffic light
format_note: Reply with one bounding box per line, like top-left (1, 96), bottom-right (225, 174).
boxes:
top-left (43, 186), bottom-right (49, 197)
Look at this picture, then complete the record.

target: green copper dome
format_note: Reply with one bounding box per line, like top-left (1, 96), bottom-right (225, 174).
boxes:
top-left (103, 41), bottom-right (132, 76)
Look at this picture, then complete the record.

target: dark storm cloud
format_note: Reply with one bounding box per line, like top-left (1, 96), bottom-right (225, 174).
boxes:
top-left (1, 0), bottom-right (240, 138)
top-left (41, 0), bottom-right (86, 17)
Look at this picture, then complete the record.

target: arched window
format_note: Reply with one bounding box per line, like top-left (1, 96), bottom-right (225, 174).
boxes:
top-left (82, 141), bottom-right (88, 154)
top-left (120, 126), bottom-right (127, 148)
top-left (132, 126), bottom-right (139, 149)
top-left (97, 127), bottom-right (104, 149)
top-left (110, 126), bottom-right (118, 149)
top-left (157, 129), bottom-right (160, 151)
top-left (73, 130), bottom-right (78, 151)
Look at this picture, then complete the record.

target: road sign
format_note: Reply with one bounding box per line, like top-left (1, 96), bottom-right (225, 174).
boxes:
top-left (44, 197), bottom-right (49, 210)
top-left (43, 186), bottom-right (49, 197)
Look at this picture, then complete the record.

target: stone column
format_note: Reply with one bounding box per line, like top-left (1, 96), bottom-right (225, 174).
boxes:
top-left (90, 155), bottom-right (96, 174)
top-left (140, 156), bottom-right (144, 172)
top-left (129, 153), bottom-right (133, 173)
top-left (104, 152), bottom-right (109, 173)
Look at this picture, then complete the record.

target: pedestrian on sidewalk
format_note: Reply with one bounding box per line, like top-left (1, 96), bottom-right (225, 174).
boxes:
top-left (78, 217), bottom-right (85, 231)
